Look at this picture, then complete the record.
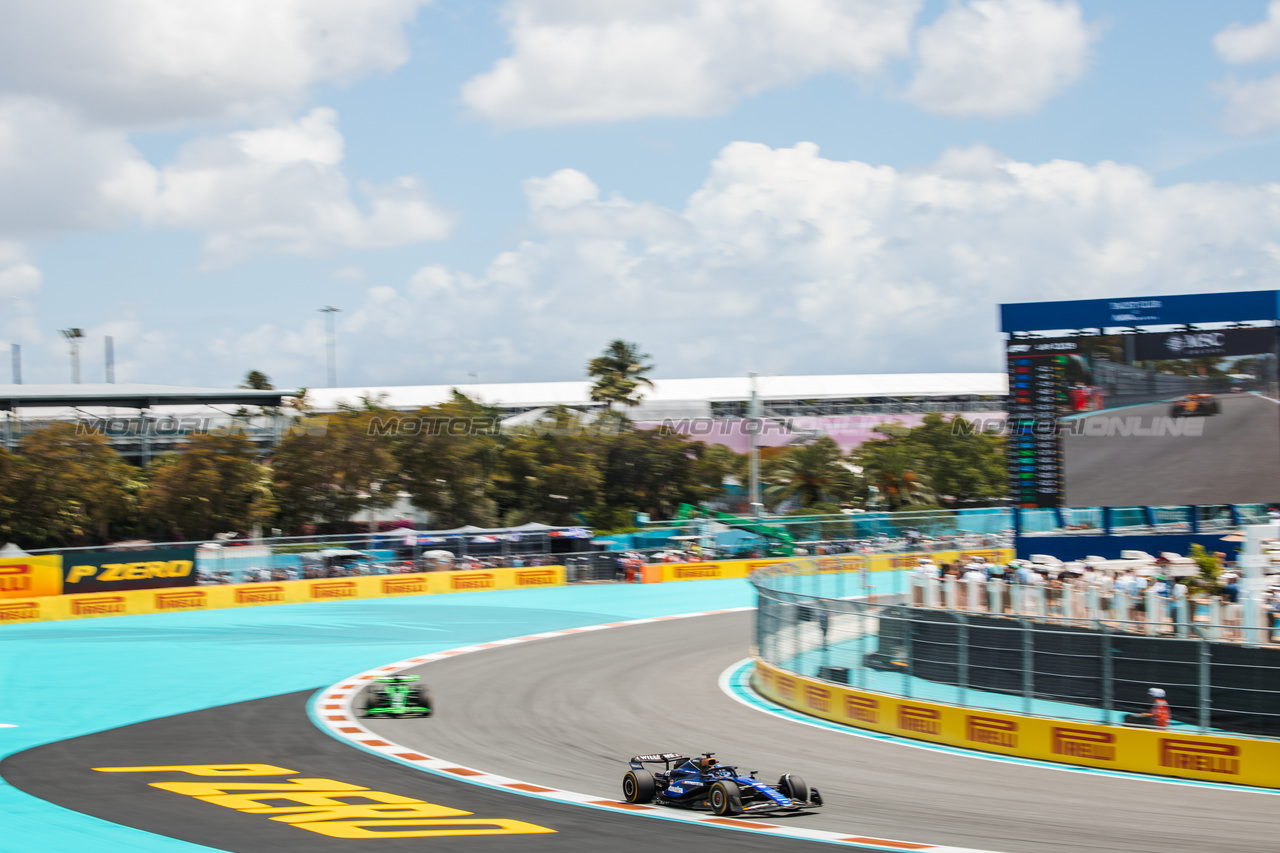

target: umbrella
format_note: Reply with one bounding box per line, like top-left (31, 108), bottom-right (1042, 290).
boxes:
top-left (469, 535), bottom-right (502, 544)
top-left (319, 548), bottom-right (366, 557)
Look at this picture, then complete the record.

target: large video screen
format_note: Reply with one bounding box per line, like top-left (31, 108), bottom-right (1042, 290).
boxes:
top-left (1007, 326), bottom-right (1280, 507)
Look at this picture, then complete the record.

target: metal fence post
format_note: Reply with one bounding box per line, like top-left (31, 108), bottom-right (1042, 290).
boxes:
top-left (1198, 635), bottom-right (1211, 734)
top-left (957, 611), bottom-right (969, 708)
top-left (903, 609), bottom-right (914, 700)
top-left (1021, 618), bottom-right (1034, 715)
top-left (1101, 628), bottom-right (1113, 726)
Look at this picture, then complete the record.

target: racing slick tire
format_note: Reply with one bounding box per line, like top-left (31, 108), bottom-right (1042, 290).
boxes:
top-left (779, 773), bottom-right (809, 804)
top-left (1169, 405), bottom-right (1183, 418)
top-left (622, 769), bottom-right (656, 804)
top-left (709, 781), bottom-right (743, 816)
top-left (410, 687), bottom-right (434, 717)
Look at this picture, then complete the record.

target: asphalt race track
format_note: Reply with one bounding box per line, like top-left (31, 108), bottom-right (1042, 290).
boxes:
top-left (0, 691), bottom-right (833, 852)
top-left (1063, 393), bottom-right (1280, 506)
top-left (365, 611), bottom-right (1280, 853)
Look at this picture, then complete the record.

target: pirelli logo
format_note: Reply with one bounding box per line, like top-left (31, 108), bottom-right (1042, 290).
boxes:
top-left (673, 564), bottom-right (720, 579)
top-left (845, 695), bottom-right (879, 724)
top-left (817, 558), bottom-right (841, 573)
top-left (0, 564), bottom-right (32, 592)
top-left (71, 596), bottom-right (127, 616)
top-left (775, 674), bottom-right (797, 701)
top-left (310, 581), bottom-right (357, 599)
top-left (451, 572), bottom-right (495, 590)
top-left (0, 601), bottom-right (39, 622)
top-left (747, 561), bottom-right (777, 573)
top-left (804, 685), bottom-right (831, 713)
top-left (1160, 739), bottom-right (1240, 776)
top-left (155, 590), bottom-right (207, 610)
top-left (898, 705), bottom-right (942, 735)
top-left (1051, 727), bottom-right (1115, 761)
top-left (382, 576), bottom-right (428, 595)
top-left (966, 715), bottom-right (1017, 748)
top-left (235, 586), bottom-right (285, 604)
top-left (515, 569), bottom-right (557, 586)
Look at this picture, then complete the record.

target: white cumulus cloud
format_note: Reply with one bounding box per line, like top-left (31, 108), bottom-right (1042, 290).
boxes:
top-left (1214, 2), bottom-right (1280, 134)
top-left (906, 0), bottom-right (1096, 117)
top-left (0, 0), bottom-right (431, 126)
top-left (234, 142), bottom-right (1280, 388)
top-left (462, 0), bottom-right (920, 125)
top-left (137, 109), bottom-right (453, 266)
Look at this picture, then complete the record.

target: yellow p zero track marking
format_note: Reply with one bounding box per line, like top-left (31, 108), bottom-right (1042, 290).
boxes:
top-left (91, 764), bottom-right (554, 839)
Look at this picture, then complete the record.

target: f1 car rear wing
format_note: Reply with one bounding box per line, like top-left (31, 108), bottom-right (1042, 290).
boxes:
top-left (628, 753), bottom-right (686, 769)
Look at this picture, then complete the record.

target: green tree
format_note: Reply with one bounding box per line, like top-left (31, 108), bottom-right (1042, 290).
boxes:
top-left (596, 429), bottom-right (723, 520)
top-left (587, 340), bottom-right (655, 411)
top-left (0, 445), bottom-right (19, 544)
top-left (140, 431), bottom-right (277, 541)
top-left (239, 370), bottom-right (274, 390)
top-left (763, 436), bottom-right (860, 508)
top-left (855, 423), bottom-right (937, 510)
top-left (492, 411), bottom-right (602, 526)
top-left (395, 392), bottom-right (502, 528)
top-left (904, 413), bottom-right (1006, 505)
top-left (8, 422), bottom-right (136, 547)
top-left (271, 404), bottom-right (401, 531)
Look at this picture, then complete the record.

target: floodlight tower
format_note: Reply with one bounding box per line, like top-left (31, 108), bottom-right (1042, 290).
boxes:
top-left (320, 306), bottom-right (341, 388)
top-left (59, 328), bottom-right (84, 384)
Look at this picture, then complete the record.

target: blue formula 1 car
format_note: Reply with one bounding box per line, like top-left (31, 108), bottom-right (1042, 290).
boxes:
top-left (622, 752), bottom-right (822, 817)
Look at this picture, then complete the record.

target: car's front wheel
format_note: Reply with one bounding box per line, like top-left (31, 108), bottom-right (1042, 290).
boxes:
top-left (779, 773), bottom-right (809, 804)
top-left (623, 769), bottom-right (656, 804)
top-left (709, 780), bottom-right (743, 816)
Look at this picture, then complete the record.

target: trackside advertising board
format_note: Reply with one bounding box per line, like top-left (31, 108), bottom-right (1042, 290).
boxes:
top-left (0, 555), bottom-right (64, 598)
top-left (652, 550), bottom-right (1015, 583)
top-left (752, 659), bottom-right (1280, 789)
top-left (0, 566), bottom-right (568, 625)
top-left (62, 547), bottom-right (198, 593)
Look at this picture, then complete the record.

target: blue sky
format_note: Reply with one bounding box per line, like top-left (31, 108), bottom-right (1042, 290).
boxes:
top-left (7, 0), bottom-right (1280, 393)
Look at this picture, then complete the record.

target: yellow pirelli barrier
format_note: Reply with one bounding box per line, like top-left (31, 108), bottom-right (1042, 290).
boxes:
top-left (654, 549), bottom-right (1016, 583)
top-left (752, 659), bottom-right (1280, 789)
top-left (0, 566), bottom-right (568, 625)
top-left (0, 555), bottom-right (65, 598)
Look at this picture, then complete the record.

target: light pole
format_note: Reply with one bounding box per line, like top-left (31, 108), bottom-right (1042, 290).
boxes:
top-left (320, 306), bottom-right (340, 387)
top-left (748, 372), bottom-right (763, 518)
top-left (59, 328), bottom-right (84, 384)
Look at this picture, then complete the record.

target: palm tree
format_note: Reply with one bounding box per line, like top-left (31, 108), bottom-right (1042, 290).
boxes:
top-left (587, 340), bottom-right (656, 410)
top-left (763, 437), bottom-right (859, 508)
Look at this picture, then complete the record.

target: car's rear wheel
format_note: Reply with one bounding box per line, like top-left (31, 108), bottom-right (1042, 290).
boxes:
top-left (416, 688), bottom-right (434, 717)
top-left (623, 769), bottom-right (655, 804)
top-left (709, 780), bottom-right (742, 816)
top-left (778, 773), bottom-right (809, 804)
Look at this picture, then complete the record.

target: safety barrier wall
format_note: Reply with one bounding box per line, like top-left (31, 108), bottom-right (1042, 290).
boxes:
top-left (751, 659), bottom-right (1280, 789)
top-left (0, 566), bottom-right (567, 625)
top-left (650, 549), bottom-right (1015, 584)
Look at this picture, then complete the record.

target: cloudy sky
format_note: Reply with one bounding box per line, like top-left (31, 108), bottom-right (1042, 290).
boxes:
top-left (5, 0), bottom-right (1280, 390)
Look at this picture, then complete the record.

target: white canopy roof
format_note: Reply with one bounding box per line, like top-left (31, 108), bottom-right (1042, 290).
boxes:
top-left (308, 373), bottom-right (1006, 412)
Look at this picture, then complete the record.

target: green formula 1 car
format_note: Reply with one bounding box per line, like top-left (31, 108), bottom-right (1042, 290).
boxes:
top-left (360, 674), bottom-right (433, 718)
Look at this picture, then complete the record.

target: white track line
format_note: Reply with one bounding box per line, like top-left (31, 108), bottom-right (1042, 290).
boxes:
top-left (311, 607), bottom-right (1001, 852)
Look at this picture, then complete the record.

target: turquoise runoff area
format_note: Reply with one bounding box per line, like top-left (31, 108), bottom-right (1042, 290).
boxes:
top-left (0, 579), bottom-right (760, 853)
